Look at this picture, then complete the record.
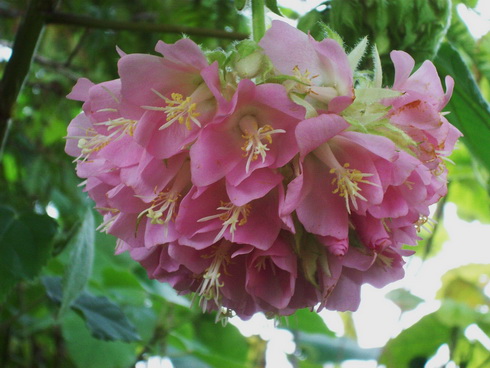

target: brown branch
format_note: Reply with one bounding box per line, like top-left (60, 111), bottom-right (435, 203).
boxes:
top-left (0, 0), bottom-right (57, 157)
top-left (44, 11), bottom-right (249, 40)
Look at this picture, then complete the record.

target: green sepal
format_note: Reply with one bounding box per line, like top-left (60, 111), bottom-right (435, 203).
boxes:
top-left (317, 22), bottom-right (344, 47)
top-left (290, 93), bottom-right (317, 119)
top-left (265, 0), bottom-right (282, 16)
top-left (348, 37), bottom-right (368, 73)
top-left (205, 49), bottom-right (230, 68)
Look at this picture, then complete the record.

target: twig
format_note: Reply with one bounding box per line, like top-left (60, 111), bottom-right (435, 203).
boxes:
top-left (423, 180), bottom-right (451, 259)
top-left (44, 11), bottom-right (249, 40)
top-left (64, 28), bottom-right (90, 68)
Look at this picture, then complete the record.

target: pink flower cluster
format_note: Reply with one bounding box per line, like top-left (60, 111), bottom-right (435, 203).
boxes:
top-left (65, 21), bottom-right (460, 320)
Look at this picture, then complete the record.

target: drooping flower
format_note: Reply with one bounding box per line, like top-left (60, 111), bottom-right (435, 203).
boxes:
top-left (65, 21), bottom-right (460, 322)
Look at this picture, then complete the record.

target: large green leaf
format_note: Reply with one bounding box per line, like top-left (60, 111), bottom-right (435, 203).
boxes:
top-left (60, 208), bottom-right (95, 316)
top-left (43, 276), bottom-right (140, 342)
top-left (0, 206), bottom-right (57, 299)
top-left (193, 314), bottom-right (251, 368)
top-left (379, 313), bottom-right (451, 368)
top-left (434, 42), bottom-right (490, 173)
top-left (295, 332), bottom-right (380, 364)
top-left (61, 310), bottom-right (136, 368)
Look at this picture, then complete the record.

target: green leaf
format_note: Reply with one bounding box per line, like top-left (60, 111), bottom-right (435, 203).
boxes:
top-left (436, 300), bottom-right (479, 329)
top-left (295, 332), bottom-right (380, 364)
top-left (380, 313), bottom-right (450, 367)
top-left (234, 0), bottom-right (247, 11)
top-left (297, 9), bottom-right (323, 38)
top-left (0, 207), bottom-right (57, 299)
top-left (193, 314), bottom-right (250, 368)
top-left (284, 308), bottom-right (335, 336)
top-left (60, 209), bottom-right (95, 316)
top-left (43, 276), bottom-right (140, 342)
top-left (446, 144), bottom-right (490, 222)
top-left (61, 309), bottom-right (136, 368)
top-left (265, 0), bottom-right (282, 16)
top-left (434, 43), bottom-right (490, 173)
top-left (385, 288), bottom-right (424, 313)
top-left (437, 264), bottom-right (490, 307)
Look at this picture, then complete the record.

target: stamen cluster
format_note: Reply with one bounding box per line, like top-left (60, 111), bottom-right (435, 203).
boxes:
top-left (65, 21), bottom-right (461, 321)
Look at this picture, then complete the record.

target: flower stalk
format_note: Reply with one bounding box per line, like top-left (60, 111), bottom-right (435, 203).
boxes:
top-left (251, 0), bottom-right (266, 42)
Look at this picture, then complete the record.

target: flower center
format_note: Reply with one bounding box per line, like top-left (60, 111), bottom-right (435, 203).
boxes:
top-left (67, 117), bottom-right (137, 162)
top-left (239, 115), bottom-right (285, 172)
top-left (197, 243), bottom-right (231, 311)
top-left (291, 66), bottom-right (318, 95)
top-left (142, 89), bottom-right (201, 130)
top-left (254, 256), bottom-right (276, 274)
top-left (198, 201), bottom-right (252, 243)
top-left (330, 163), bottom-right (377, 214)
top-left (138, 190), bottom-right (180, 235)
top-left (68, 127), bottom-right (111, 161)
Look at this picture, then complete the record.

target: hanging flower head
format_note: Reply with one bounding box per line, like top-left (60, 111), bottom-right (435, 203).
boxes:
top-left (65, 20), bottom-right (461, 321)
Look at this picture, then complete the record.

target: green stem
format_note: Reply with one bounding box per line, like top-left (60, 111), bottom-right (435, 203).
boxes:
top-left (0, 0), bottom-right (56, 159)
top-left (44, 12), bottom-right (249, 40)
top-left (251, 0), bottom-right (266, 42)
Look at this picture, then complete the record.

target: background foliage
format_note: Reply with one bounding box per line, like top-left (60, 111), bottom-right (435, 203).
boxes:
top-left (1, 0), bottom-right (490, 367)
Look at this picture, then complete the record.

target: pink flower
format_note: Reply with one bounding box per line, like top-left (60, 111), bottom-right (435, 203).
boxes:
top-left (64, 25), bottom-right (461, 321)
top-left (176, 178), bottom-right (283, 251)
top-left (119, 39), bottom-right (220, 159)
top-left (190, 80), bottom-right (304, 187)
top-left (259, 20), bottom-right (354, 114)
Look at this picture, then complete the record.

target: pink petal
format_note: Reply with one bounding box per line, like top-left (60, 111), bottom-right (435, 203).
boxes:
top-left (295, 114), bottom-right (349, 158)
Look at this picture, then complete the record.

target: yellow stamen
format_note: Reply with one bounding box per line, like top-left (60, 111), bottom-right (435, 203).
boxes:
top-left (67, 117), bottom-right (137, 162)
top-left (95, 208), bottom-right (120, 233)
top-left (239, 116), bottom-right (285, 172)
top-left (330, 162), bottom-right (379, 214)
top-left (196, 243), bottom-right (231, 311)
top-left (142, 89), bottom-right (201, 130)
top-left (198, 201), bottom-right (252, 243)
top-left (137, 190), bottom-right (180, 237)
top-left (292, 65), bottom-right (318, 95)
top-left (415, 215), bottom-right (436, 234)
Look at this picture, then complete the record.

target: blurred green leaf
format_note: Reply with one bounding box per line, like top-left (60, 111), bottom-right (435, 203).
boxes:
top-left (0, 206), bottom-right (57, 299)
top-left (297, 9), bottom-right (323, 39)
top-left (437, 299), bottom-right (479, 328)
top-left (193, 314), bottom-right (251, 368)
top-left (380, 313), bottom-right (450, 368)
top-left (62, 309), bottom-right (136, 368)
top-left (43, 276), bottom-right (140, 342)
top-left (265, 0), bottom-right (282, 16)
top-left (386, 288), bottom-right (424, 313)
top-left (60, 209), bottom-right (95, 316)
top-left (285, 308), bottom-right (335, 336)
top-left (295, 331), bottom-right (380, 364)
top-left (437, 264), bottom-right (490, 307)
top-left (434, 43), bottom-right (490, 173)
top-left (278, 6), bottom-right (300, 20)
